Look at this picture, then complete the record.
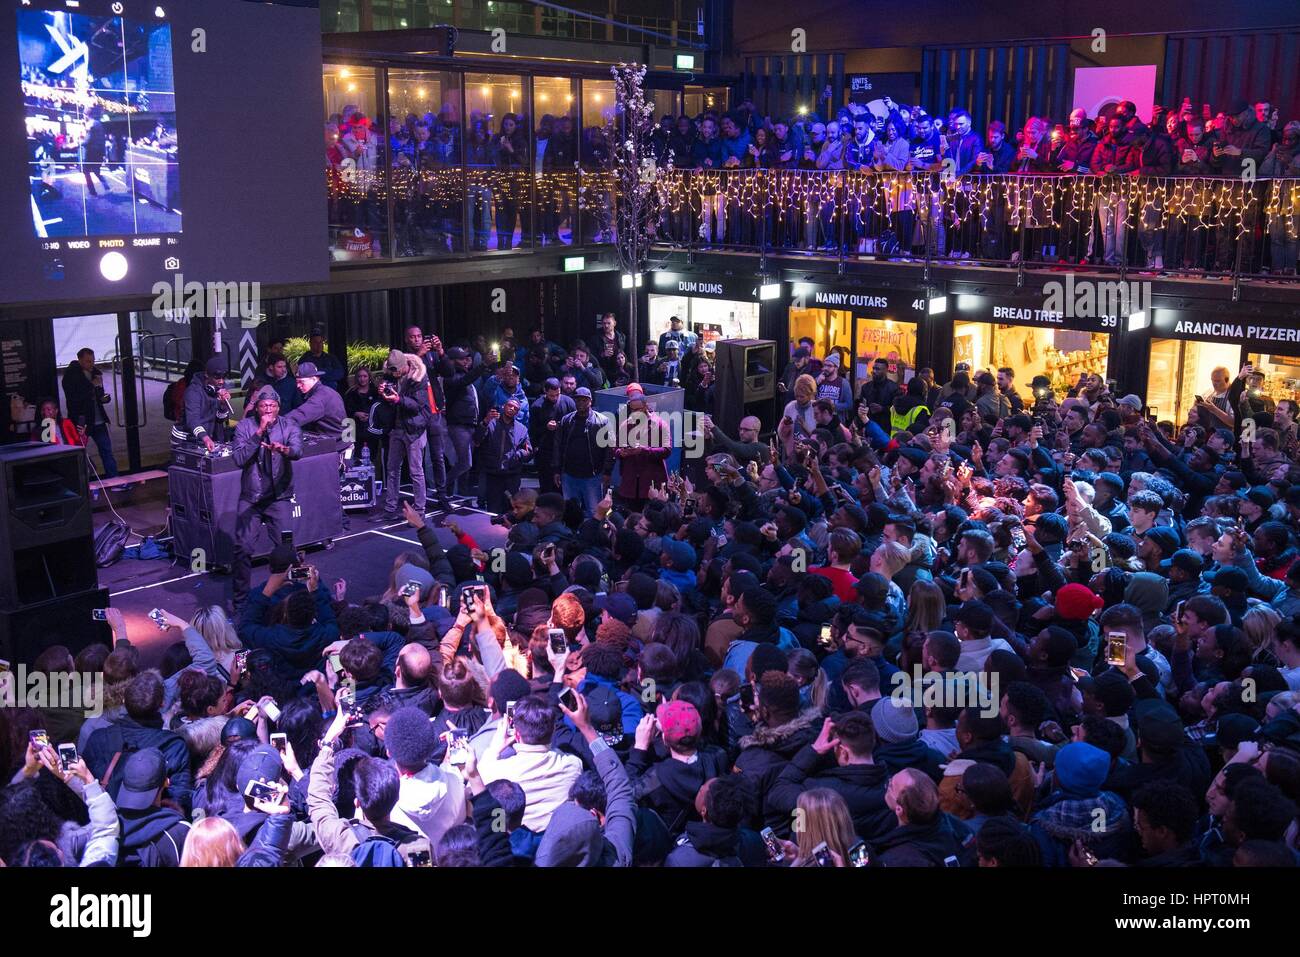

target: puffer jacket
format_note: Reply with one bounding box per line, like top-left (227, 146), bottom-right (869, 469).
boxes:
top-left (387, 361), bottom-right (431, 436)
top-left (232, 414), bottom-right (303, 504)
top-left (734, 708), bottom-right (825, 803)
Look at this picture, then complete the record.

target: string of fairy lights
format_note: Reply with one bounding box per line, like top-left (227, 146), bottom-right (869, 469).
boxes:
top-left (327, 168), bottom-right (615, 204)
top-left (655, 171), bottom-right (1300, 240)
top-left (324, 167), bottom-right (1300, 241)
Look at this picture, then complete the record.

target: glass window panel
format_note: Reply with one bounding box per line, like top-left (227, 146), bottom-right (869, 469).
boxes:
top-left (579, 78), bottom-right (615, 244)
top-left (1150, 338), bottom-right (1241, 427)
top-left (324, 64), bottom-right (388, 259)
top-left (466, 73), bottom-right (530, 250)
top-left (533, 76), bottom-right (576, 246)
top-left (388, 69), bottom-right (463, 258)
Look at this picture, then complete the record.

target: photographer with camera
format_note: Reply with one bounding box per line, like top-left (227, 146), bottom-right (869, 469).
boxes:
top-left (376, 350), bottom-right (432, 521)
top-left (230, 387), bottom-right (303, 612)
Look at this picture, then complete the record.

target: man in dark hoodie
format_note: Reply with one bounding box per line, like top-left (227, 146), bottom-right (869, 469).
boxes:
top-left (871, 768), bottom-right (976, 866)
top-left (665, 773), bottom-right (767, 867)
top-left (534, 690), bottom-right (636, 866)
top-left (239, 567), bottom-right (340, 683)
top-left (766, 711), bottom-right (894, 841)
top-left (114, 748), bottom-right (191, 867)
top-left (626, 700), bottom-right (728, 836)
top-left (218, 745), bottom-right (317, 859)
top-left (1104, 700), bottom-right (1212, 804)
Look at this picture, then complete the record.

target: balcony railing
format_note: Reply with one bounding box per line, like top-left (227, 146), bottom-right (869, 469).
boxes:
top-left (652, 170), bottom-right (1300, 283)
top-left (326, 163), bottom-right (617, 262)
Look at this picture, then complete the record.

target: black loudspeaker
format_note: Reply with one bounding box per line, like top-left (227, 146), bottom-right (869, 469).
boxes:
top-left (0, 588), bottom-right (111, 666)
top-left (0, 443), bottom-right (98, 611)
top-left (713, 339), bottom-right (777, 436)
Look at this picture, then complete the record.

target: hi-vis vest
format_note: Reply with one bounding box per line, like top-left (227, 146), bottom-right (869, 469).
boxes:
top-left (890, 403), bottom-right (929, 434)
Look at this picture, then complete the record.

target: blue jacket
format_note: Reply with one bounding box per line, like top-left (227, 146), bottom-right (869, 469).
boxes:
top-left (487, 380), bottom-right (530, 427)
top-left (580, 673), bottom-right (645, 736)
top-left (239, 584), bottom-right (340, 680)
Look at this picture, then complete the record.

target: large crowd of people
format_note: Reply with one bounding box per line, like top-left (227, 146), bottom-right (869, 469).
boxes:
top-left (326, 104), bottom-right (614, 257)
top-left (656, 95), bottom-right (1299, 273)
top-left (5, 313), bottom-right (1300, 870)
top-left (326, 90), bottom-right (1300, 273)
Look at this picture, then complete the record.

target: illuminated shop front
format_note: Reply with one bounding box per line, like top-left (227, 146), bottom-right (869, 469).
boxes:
top-left (646, 272), bottom-right (762, 351)
top-left (952, 295), bottom-right (1118, 399)
top-left (1143, 310), bottom-right (1300, 426)
top-left (787, 283), bottom-right (928, 389)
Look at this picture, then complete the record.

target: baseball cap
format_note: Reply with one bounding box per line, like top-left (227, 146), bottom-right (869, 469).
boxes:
top-left (235, 745), bottom-right (285, 797)
top-left (583, 685), bottom-right (623, 738)
top-left (952, 599), bottom-right (993, 631)
top-left (574, 387), bottom-right (592, 399)
top-left (595, 591), bottom-right (637, 627)
top-left (658, 700), bottom-right (702, 748)
top-left (1161, 549), bottom-right (1205, 576)
top-left (1205, 566), bottom-right (1249, 593)
top-left (116, 748), bottom-right (168, 811)
top-left (445, 346), bottom-right (469, 360)
top-left (296, 361), bottom-right (321, 379)
top-left (1117, 394), bottom-right (1143, 410)
top-left (220, 717), bottom-right (258, 746)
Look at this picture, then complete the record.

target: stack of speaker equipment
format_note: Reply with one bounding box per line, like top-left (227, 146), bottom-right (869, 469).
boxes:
top-left (713, 339), bottom-right (778, 437)
top-left (0, 444), bottom-right (109, 664)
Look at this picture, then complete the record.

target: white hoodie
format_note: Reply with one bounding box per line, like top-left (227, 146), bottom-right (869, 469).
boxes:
top-left (391, 763), bottom-right (467, 847)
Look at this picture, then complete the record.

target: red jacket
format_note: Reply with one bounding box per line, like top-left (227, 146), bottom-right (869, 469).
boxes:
top-left (44, 418), bottom-right (84, 447)
top-left (614, 413), bottom-right (671, 499)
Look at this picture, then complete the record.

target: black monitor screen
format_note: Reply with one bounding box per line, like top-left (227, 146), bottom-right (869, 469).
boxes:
top-left (1, 0), bottom-right (326, 305)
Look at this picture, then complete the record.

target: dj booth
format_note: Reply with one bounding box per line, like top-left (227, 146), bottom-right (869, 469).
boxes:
top-left (168, 437), bottom-right (347, 569)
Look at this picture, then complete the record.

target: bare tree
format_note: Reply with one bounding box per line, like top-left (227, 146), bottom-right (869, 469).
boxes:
top-left (581, 62), bottom-right (671, 380)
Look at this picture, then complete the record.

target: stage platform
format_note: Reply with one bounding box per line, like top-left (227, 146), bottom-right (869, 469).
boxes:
top-left (91, 479), bottom-right (509, 667)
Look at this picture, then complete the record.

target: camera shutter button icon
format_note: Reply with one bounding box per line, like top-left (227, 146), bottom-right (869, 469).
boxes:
top-left (112, 2), bottom-right (124, 13)
top-left (164, 256), bottom-right (180, 270)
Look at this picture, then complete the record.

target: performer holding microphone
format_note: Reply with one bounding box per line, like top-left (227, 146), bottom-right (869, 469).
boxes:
top-left (171, 356), bottom-right (232, 450)
top-left (231, 386), bottom-right (303, 611)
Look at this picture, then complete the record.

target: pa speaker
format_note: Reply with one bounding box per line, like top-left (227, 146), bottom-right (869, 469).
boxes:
top-left (713, 339), bottom-right (777, 436)
top-left (0, 588), bottom-right (111, 666)
top-left (0, 443), bottom-right (97, 610)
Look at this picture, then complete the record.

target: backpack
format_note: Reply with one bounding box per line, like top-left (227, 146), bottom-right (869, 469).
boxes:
top-left (95, 725), bottom-right (140, 801)
top-left (162, 380), bottom-right (182, 421)
top-left (346, 821), bottom-right (430, 868)
top-left (93, 521), bottom-right (130, 567)
top-left (121, 818), bottom-right (190, 868)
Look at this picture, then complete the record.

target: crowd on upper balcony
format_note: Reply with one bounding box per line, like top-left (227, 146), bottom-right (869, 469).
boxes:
top-left (650, 95), bottom-right (1299, 179)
